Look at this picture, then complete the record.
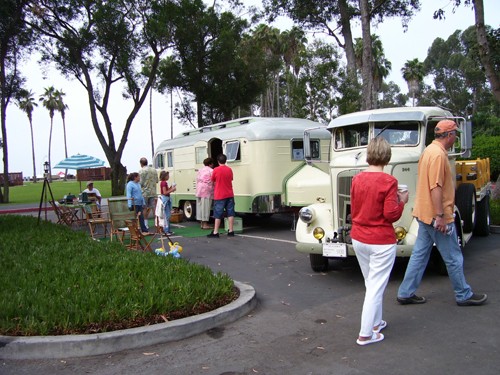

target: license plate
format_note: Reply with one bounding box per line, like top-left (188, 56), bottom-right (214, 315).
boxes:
top-left (322, 242), bottom-right (347, 258)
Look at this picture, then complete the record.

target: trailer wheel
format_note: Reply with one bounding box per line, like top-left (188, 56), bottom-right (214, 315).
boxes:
top-left (474, 195), bottom-right (490, 236)
top-left (182, 200), bottom-right (196, 221)
top-left (455, 183), bottom-right (476, 233)
top-left (310, 254), bottom-right (328, 272)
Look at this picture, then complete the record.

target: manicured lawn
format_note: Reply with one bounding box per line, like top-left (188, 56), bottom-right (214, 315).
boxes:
top-left (0, 215), bottom-right (236, 336)
top-left (6, 180), bottom-right (112, 204)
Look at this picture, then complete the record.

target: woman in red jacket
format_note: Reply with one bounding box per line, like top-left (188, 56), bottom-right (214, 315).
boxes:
top-left (350, 136), bottom-right (408, 346)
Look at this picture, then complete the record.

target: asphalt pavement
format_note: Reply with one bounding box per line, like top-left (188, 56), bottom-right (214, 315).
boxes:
top-left (1, 210), bottom-right (499, 375)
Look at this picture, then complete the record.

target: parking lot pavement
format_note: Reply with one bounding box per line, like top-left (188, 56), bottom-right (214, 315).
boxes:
top-left (1, 214), bottom-right (499, 375)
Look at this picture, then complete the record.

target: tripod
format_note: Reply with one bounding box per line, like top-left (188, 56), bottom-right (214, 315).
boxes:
top-left (38, 175), bottom-right (56, 224)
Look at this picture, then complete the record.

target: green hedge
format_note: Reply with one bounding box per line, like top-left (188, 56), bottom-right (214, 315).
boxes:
top-left (470, 135), bottom-right (500, 181)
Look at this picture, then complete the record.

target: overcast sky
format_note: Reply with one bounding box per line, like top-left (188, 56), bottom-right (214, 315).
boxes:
top-left (3, 0), bottom-right (499, 179)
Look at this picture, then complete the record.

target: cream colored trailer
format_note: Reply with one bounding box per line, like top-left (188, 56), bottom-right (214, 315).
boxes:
top-left (153, 117), bottom-right (331, 220)
top-left (295, 107), bottom-right (492, 273)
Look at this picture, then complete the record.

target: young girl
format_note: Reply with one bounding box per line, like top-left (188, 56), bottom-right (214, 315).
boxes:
top-left (159, 171), bottom-right (176, 235)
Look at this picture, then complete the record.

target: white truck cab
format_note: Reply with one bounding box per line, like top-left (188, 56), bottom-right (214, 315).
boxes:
top-left (296, 107), bottom-right (492, 272)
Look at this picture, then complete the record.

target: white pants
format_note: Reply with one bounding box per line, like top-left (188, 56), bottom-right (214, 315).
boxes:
top-left (353, 239), bottom-right (396, 337)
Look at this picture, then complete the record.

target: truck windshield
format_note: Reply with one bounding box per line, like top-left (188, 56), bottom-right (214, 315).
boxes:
top-left (374, 121), bottom-right (419, 146)
top-left (333, 121), bottom-right (419, 150)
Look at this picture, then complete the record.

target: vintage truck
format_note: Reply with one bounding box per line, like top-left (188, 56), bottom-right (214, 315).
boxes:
top-left (153, 117), bottom-right (331, 220)
top-left (295, 106), bottom-right (492, 272)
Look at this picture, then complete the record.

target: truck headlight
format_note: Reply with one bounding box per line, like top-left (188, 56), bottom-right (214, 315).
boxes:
top-left (313, 227), bottom-right (325, 240)
top-left (299, 207), bottom-right (315, 223)
top-left (395, 226), bottom-right (407, 240)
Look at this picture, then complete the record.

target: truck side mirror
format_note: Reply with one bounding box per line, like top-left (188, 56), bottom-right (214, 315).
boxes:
top-left (461, 120), bottom-right (472, 158)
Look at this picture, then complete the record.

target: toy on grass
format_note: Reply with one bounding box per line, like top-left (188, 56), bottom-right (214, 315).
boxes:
top-left (154, 241), bottom-right (183, 258)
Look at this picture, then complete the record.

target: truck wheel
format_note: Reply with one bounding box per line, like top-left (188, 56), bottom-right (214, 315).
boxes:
top-left (310, 254), bottom-right (328, 272)
top-left (455, 183), bottom-right (476, 233)
top-left (473, 195), bottom-right (490, 236)
top-left (182, 200), bottom-right (196, 221)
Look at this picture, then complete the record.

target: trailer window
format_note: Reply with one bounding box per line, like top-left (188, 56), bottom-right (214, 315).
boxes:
top-left (225, 141), bottom-right (240, 161)
top-left (292, 139), bottom-right (320, 160)
top-left (167, 151), bottom-right (173, 168)
top-left (195, 147), bottom-right (207, 164)
top-left (154, 153), bottom-right (164, 169)
top-left (334, 124), bottom-right (369, 150)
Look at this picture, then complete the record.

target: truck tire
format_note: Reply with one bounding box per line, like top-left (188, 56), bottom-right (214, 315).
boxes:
top-left (182, 200), bottom-right (196, 221)
top-left (310, 254), bottom-right (328, 272)
top-left (455, 183), bottom-right (476, 233)
top-left (473, 195), bottom-right (490, 236)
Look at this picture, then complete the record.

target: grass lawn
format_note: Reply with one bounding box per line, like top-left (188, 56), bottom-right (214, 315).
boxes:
top-left (0, 215), bottom-right (237, 336)
top-left (6, 180), bottom-right (112, 204)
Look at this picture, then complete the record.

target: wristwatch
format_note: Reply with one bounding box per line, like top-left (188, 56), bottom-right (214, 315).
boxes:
top-left (436, 213), bottom-right (444, 218)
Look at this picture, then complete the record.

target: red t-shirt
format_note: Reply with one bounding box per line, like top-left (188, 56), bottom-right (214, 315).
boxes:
top-left (211, 164), bottom-right (234, 200)
top-left (160, 180), bottom-right (169, 196)
top-left (350, 171), bottom-right (404, 244)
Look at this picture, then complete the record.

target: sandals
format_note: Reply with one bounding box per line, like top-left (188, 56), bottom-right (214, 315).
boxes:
top-left (373, 320), bottom-right (387, 333)
top-left (356, 332), bottom-right (384, 346)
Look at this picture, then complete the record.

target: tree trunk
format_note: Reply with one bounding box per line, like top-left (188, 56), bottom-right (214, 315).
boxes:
top-left (62, 115), bottom-right (68, 181)
top-left (473, 0), bottom-right (500, 104)
top-left (0, 59), bottom-right (9, 203)
top-left (359, 0), bottom-right (375, 110)
top-left (48, 116), bottom-right (53, 182)
top-left (339, 0), bottom-right (357, 75)
top-left (30, 118), bottom-right (37, 183)
top-left (110, 162), bottom-right (128, 197)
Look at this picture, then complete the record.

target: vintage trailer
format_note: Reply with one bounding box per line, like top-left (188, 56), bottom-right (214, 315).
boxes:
top-left (295, 107), bottom-right (492, 272)
top-left (153, 117), bottom-right (331, 220)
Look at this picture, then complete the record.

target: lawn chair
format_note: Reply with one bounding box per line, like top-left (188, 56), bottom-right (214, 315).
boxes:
top-left (108, 197), bottom-right (137, 243)
top-left (50, 200), bottom-right (75, 226)
top-left (83, 203), bottom-right (111, 239)
top-left (124, 219), bottom-right (156, 251)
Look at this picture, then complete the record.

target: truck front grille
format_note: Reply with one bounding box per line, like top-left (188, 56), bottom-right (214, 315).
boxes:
top-left (337, 169), bottom-right (361, 228)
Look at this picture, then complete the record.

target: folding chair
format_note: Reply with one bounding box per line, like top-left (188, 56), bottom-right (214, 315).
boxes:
top-left (124, 219), bottom-right (156, 251)
top-left (50, 201), bottom-right (75, 226)
top-left (108, 197), bottom-right (137, 243)
top-left (83, 203), bottom-right (111, 239)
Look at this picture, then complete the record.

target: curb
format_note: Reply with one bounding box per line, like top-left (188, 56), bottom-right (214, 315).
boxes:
top-left (0, 281), bottom-right (256, 360)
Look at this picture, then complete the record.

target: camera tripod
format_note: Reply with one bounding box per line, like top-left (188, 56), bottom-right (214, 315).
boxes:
top-left (38, 175), bottom-right (56, 224)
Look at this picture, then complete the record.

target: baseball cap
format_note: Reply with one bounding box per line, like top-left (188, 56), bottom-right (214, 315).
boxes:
top-left (86, 181), bottom-right (94, 186)
top-left (435, 120), bottom-right (461, 134)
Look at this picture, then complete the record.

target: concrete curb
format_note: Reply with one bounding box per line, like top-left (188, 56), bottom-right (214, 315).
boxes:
top-left (0, 281), bottom-right (256, 360)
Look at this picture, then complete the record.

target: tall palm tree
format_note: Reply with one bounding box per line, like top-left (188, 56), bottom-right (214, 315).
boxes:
top-left (54, 89), bottom-right (69, 180)
top-left (401, 58), bottom-right (425, 107)
top-left (354, 35), bottom-right (391, 108)
top-left (16, 89), bottom-right (38, 182)
top-left (39, 86), bottom-right (58, 182)
top-left (280, 27), bottom-right (307, 116)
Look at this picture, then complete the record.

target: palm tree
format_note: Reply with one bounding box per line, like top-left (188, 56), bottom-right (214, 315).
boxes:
top-left (280, 27), bottom-right (307, 116)
top-left (54, 89), bottom-right (69, 180)
top-left (401, 58), bottom-right (425, 106)
top-left (39, 86), bottom-right (58, 182)
top-left (354, 35), bottom-right (391, 108)
top-left (16, 89), bottom-right (38, 182)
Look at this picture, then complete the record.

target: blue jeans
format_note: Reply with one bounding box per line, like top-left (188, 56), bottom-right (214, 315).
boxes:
top-left (130, 205), bottom-right (148, 233)
top-left (398, 219), bottom-right (472, 302)
top-left (162, 195), bottom-right (172, 232)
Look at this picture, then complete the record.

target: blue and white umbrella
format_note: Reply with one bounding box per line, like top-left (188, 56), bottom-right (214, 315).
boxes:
top-left (54, 154), bottom-right (106, 170)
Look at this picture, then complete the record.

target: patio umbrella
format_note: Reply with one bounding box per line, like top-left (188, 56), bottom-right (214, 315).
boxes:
top-left (54, 154), bottom-right (106, 170)
top-left (54, 154), bottom-right (107, 191)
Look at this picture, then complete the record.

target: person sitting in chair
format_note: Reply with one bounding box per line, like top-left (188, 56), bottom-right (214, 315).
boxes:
top-left (82, 181), bottom-right (102, 206)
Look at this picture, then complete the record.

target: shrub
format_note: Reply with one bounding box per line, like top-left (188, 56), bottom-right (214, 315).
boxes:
top-left (470, 135), bottom-right (500, 181)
